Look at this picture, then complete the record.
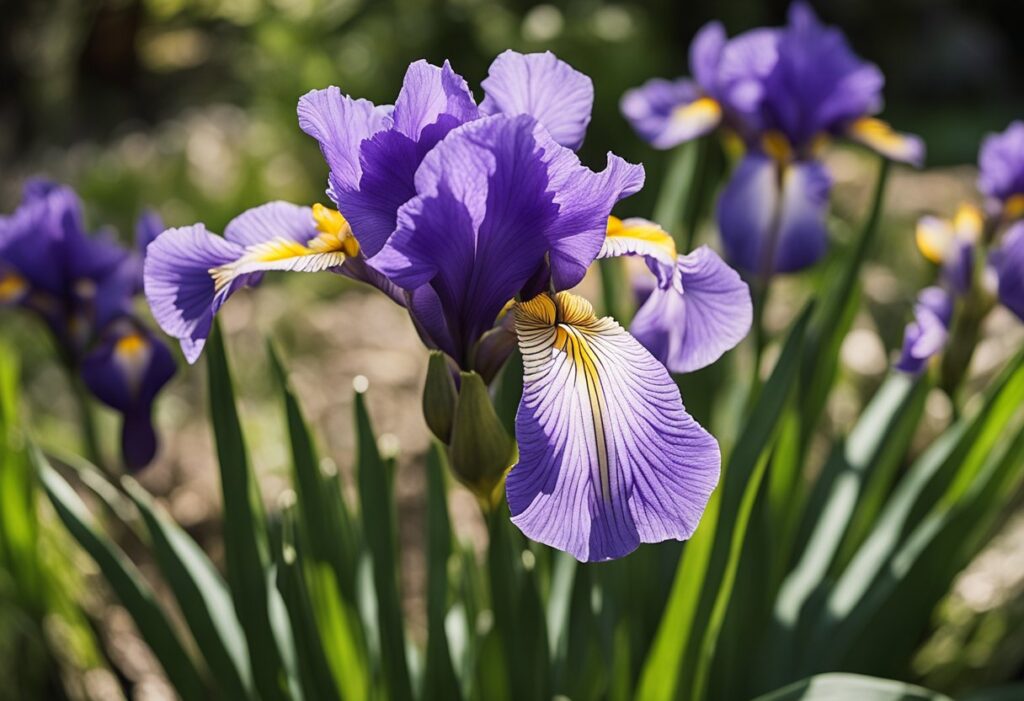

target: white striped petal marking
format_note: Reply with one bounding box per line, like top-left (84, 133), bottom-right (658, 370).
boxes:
top-left (507, 291), bottom-right (720, 562)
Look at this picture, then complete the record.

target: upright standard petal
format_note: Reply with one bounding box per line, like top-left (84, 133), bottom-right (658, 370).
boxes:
top-left (630, 246), bottom-right (752, 373)
top-left (297, 88), bottom-right (393, 195)
top-left (717, 155), bottom-right (831, 274)
top-left (371, 113), bottom-right (642, 361)
top-left (333, 61), bottom-right (480, 257)
top-left (991, 222), bottom-right (1024, 322)
top-left (481, 50), bottom-right (594, 151)
top-left (507, 292), bottom-right (720, 562)
top-left (620, 78), bottom-right (721, 150)
top-left (689, 21), bottom-right (727, 91)
top-left (81, 320), bottom-right (176, 470)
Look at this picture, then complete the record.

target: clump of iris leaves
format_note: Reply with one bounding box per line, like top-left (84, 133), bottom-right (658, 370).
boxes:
top-left (4, 146), bottom-right (1024, 701)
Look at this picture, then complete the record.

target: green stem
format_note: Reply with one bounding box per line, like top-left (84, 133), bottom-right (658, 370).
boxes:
top-left (70, 375), bottom-right (103, 471)
top-left (599, 258), bottom-right (631, 324)
top-left (652, 137), bottom-right (710, 249)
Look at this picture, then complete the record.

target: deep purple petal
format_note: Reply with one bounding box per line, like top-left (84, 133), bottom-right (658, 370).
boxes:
top-left (717, 155), bottom-right (831, 274)
top-left (481, 50), bottom-right (594, 150)
top-left (715, 28), bottom-right (779, 136)
top-left (630, 246), bottom-right (752, 373)
top-left (991, 222), bottom-right (1024, 321)
top-left (143, 224), bottom-right (246, 363)
top-left (507, 292), bottom-right (720, 562)
top-left (372, 114), bottom-right (557, 359)
top-left (297, 88), bottom-right (393, 196)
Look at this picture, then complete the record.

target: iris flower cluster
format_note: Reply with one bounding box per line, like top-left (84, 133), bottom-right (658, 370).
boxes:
top-left (144, 51), bottom-right (752, 562)
top-left (622, 2), bottom-right (924, 275)
top-left (0, 181), bottom-right (175, 470)
top-left (897, 121), bottom-right (1024, 374)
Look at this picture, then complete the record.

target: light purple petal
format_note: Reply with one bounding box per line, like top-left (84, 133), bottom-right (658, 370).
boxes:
top-left (540, 133), bottom-right (645, 291)
top-left (630, 246), bottom-right (752, 373)
top-left (481, 50), bottom-right (594, 151)
top-left (598, 216), bottom-right (679, 291)
top-left (224, 201), bottom-right (318, 247)
top-left (690, 21), bottom-right (727, 91)
top-left (297, 88), bottom-right (393, 195)
top-left (895, 287), bottom-right (952, 374)
top-left (507, 292), bottom-right (720, 562)
top-left (717, 155), bottom-right (831, 274)
top-left (620, 77), bottom-right (720, 150)
top-left (393, 59), bottom-right (479, 140)
top-left (846, 117), bottom-right (925, 167)
top-left (715, 27), bottom-right (779, 135)
top-left (978, 121), bottom-right (1024, 206)
top-left (143, 224), bottom-right (246, 363)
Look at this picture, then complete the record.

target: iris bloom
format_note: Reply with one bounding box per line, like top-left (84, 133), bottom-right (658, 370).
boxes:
top-left (978, 121), bottom-right (1024, 220)
top-left (915, 203), bottom-right (983, 295)
top-left (622, 3), bottom-right (924, 274)
top-left (0, 181), bottom-right (175, 470)
top-left (145, 51), bottom-right (752, 561)
top-left (894, 286), bottom-right (953, 375)
top-left (990, 222), bottom-right (1024, 322)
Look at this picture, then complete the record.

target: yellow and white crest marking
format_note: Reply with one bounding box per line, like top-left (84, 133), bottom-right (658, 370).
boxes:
top-left (210, 204), bottom-right (359, 292)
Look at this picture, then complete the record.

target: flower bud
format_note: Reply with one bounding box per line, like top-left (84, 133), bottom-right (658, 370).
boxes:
top-left (422, 351), bottom-right (457, 443)
top-left (448, 370), bottom-right (516, 507)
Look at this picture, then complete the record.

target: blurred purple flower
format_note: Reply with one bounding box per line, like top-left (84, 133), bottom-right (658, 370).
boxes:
top-left (990, 221), bottom-right (1024, 322)
top-left (622, 2), bottom-right (924, 276)
top-left (978, 121), bottom-right (1024, 220)
top-left (895, 287), bottom-right (953, 375)
top-left (915, 203), bottom-right (983, 296)
top-left (1, 180), bottom-right (175, 470)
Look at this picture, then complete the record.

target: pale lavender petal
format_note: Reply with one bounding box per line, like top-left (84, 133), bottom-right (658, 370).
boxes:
top-left (846, 117), bottom-right (925, 167)
top-left (507, 292), bottom-right (720, 562)
top-left (620, 78), bottom-right (720, 150)
top-left (143, 224), bottom-right (246, 363)
top-left (690, 21), bottom-right (727, 91)
top-left (895, 287), bottom-right (952, 374)
top-left (597, 216), bottom-right (678, 291)
top-left (717, 155), bottom-right (831, 274)
top-left (224, 201), bottom-right (318, 247)
top-left (297, 88), bottom-right (393, 195)
top-left (630, 246), bottom-right (752, 373)
top-left (392, 60), bottom-right (479, 140)
top-left (481, 50), bottom-right (594, 150)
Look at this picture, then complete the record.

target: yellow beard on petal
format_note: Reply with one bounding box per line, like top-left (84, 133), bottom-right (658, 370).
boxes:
top-left (605, 216), bottom-right (678, 262)
top-left (0, 271), bottom-right (28, 303)
top-left (1004, 194), bottom-right (1024, 221)
top-left (114, 332), bottom-right (153, 397)
top-left (210, 204), bottom-right (358, 291)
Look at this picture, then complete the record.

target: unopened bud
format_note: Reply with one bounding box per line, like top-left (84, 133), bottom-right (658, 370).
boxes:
top-left (422, 351), bottom-right (457, 442)
top-left (448, 370), bottom-right (516, 507)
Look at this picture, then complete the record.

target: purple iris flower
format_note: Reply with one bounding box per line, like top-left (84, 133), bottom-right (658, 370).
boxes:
top-left (990, 222), bottom-right (1024, 322)
top-left (145, 52), bottom-right (753, 561)
top-left (978, 121), bottom-right (1024, 220)
top-left (622, 3), bottom-right (924, 275)
top-left (1, 180), bottom-right (175, 470)
top-left (915, 204), bottom-right (983, 296)
top-left (895, 286), bottom-right (953, 374)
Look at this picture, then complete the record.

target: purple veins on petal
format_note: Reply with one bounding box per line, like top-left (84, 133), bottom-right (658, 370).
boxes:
top-left (631, 246), bottom-right (752, 374)
top-left (481, 50), bottom-right (594, 151)
top-left (507, 291), bottom-right (720, 562)
top-left (144, 201), bottom-right (357, 363)
top-left (370, 113), bottom-right (642, 363)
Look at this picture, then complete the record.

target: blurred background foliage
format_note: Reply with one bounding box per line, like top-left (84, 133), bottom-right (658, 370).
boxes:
top-left (4, 1), bottom-right (1024, 699)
